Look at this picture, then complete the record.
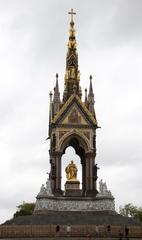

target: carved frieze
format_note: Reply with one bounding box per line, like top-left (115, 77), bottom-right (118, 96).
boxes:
top-left (34, 196), bottom-right (115, 212)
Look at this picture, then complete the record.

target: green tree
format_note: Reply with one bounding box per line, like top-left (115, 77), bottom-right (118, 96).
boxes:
top-left (119, 203), bottom-right (142, 221)
top-left (14, 202), bottom-right (35, 218)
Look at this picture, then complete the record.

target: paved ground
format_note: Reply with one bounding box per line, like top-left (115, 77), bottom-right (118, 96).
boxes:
top-left (1, 238), bottom-right (142, 240)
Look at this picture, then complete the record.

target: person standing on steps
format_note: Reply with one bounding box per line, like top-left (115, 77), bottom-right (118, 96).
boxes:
top-left (125, 226), bottom-right (129, 240)
top-left (119, 230), bottom-right (123, 240)
top-left (107, 225), bottom-right (111, 237)
top-left (95, 225), bottom-right (99, 237)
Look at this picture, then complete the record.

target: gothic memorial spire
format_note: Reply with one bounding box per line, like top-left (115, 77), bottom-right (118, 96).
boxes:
top-left (48, 10), bottom-right (99, 197)
top-left (63, 9), bottom-right (81, 102)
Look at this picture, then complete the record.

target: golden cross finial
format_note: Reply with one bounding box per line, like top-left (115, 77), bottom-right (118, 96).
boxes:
top-left (68, 9), bottom-right (76, 22)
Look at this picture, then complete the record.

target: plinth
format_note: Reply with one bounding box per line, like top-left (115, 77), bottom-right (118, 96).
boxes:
top-left (65, 180), bottom-right (81, 196)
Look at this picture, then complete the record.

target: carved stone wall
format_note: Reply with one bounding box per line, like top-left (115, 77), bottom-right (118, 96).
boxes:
top-left (34, 196), bottom-right (115, 213)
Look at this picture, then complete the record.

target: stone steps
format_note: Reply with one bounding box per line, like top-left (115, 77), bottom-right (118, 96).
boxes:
top-left (4, 211), bottom-right (141, 225)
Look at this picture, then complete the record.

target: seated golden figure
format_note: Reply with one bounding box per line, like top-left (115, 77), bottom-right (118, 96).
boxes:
top-left (65, 160), bottom-right (77, 181)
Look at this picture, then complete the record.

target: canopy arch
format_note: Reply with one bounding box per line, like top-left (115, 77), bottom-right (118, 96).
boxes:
top-left (58, 130), bottom-right (90, 156)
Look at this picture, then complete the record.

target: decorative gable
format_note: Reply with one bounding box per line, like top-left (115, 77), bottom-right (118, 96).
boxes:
top-left (52, 95), bottom-right (98, 128)
top-left (61, 105), bottom-right (89, 125)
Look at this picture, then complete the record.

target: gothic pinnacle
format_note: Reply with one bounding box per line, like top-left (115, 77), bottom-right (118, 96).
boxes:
top-left (56, 73), bottom-right (58, 80)
top-left (85, 88), bottom-right (88, 103)
top-left (49, 91), bottom-right (52, 101)
top-left (55, 73), bottom-right (59, 93)
top-left (89, 75), bottom-right (94, 95)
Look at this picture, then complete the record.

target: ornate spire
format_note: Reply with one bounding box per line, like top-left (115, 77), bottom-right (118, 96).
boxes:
top-left (54, 73), bottom-right (59, 95)
top-left (85, 88), bottom-right (88, 106)
top-left (88, 75), bottom-right (95, 114)
top-left (88, 75), bottom-right (94, 96)
top-left (53, 73), bottom-right (61, 114)
top-left (63, 9), bottom-right (81, 102)
top-left (48, 91), bottom-right (53, 137)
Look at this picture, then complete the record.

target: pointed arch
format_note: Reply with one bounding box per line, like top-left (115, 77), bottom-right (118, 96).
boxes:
top-left (58, 130), bottom-right (90, 155)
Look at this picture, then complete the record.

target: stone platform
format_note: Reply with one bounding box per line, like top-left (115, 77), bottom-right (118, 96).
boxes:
top-left (3, 181), bottom-right (141, 238)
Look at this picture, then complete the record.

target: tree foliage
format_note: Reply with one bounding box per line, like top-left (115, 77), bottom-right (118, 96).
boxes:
top-left (14, 202), bottom-right (35, 218)
top-left (119, 203), bottom-right (142, 221)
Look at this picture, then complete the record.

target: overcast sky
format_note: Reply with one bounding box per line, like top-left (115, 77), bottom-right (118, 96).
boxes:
top-left (0, 0), bottom-right (142, 223)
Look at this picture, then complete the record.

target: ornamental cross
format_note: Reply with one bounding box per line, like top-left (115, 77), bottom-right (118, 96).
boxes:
top-left (68, 9), bottom-right (76, 22)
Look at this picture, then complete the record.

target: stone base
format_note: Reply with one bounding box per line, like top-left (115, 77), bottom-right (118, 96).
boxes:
top-left (65, 180), bottom-right (81, 197)
top-left (65, 189), bottom-right (82, 197)
top-left (65, 180), bottom-right (80, 190)
top-left (34, 195), bottom-right (115, 213)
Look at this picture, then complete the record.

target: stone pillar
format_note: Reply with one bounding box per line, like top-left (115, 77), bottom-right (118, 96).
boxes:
top-left (50, 155), bottom-right (56, 192)
top-left (50, 151), bottom-right (62, 196)
top-left (85, 152), bottom-right (90, 195)
top-left (93, 163), bottom-right (98, 191)
top-left (85, 152), bottom-right (97, 197)
top-left (81, 156), bottom-right (86, 196)
top-left (56, 152), bottom-right (62, 191)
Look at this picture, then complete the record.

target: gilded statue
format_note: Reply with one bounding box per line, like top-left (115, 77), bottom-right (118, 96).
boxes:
top-left (77, 70), bottom-right (80, 80)
top-left (71, 67), bottom-right (76, 78)
top-left (65, 69), bottom-right (69, 80)
top-left (65, 160), bottom-right (77, 181)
